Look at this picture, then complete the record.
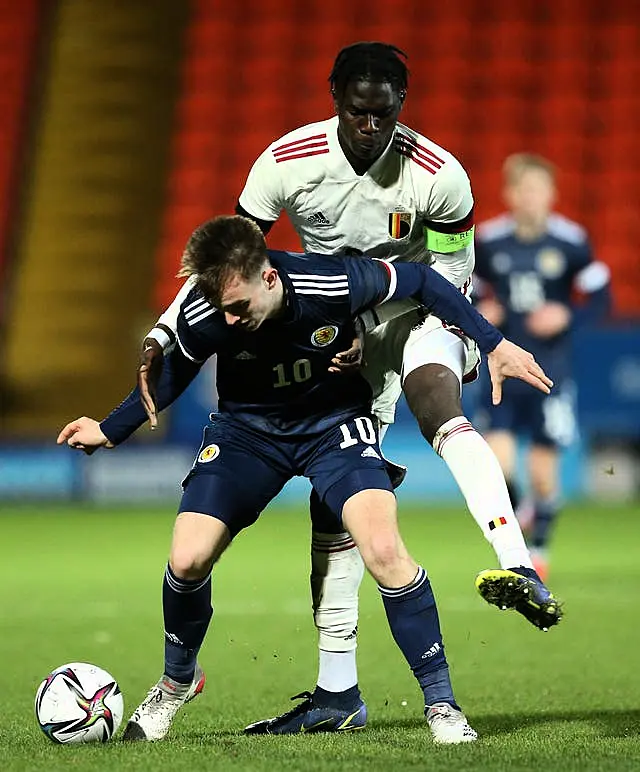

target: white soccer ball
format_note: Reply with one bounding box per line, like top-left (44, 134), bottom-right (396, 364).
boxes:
top-left (35, 662), bottom-right (124, 743)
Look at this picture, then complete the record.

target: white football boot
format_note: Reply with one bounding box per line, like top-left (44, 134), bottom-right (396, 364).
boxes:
top-left (425, 702), bottom-right (478, 744)
top-left (122, 664), bottom-right (205, 741)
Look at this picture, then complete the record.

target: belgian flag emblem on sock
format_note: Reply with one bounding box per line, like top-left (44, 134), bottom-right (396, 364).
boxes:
top-left (488, 516), bottom-right (508, 531)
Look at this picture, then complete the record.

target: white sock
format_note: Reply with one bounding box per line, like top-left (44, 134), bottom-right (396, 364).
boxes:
top-left (433, 417), bottom-right (533, 569)
top-left (317, 650), bottom-right (358, 692)
top-left (311, 532), bottom-right (363, 692)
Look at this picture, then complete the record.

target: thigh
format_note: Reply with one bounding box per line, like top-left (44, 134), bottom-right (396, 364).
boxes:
top-left (363, 312), bottom-right (422, 424)
top-left (304, 415), bottom-right (394, 524)
top-left (477, 384), bottom-right (518, 435)
top-left (180, 419), bottom-right (290, 538)
top-left (402, 321), bottom-right (468, 386)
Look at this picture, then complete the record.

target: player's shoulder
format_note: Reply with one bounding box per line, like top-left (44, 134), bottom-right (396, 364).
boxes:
top-left (476, 213), bottom-right (517, 243)
top-left (270, 249), bottom-right (348, 278)
top-left (270, 250), bottom-right (351, 305)
top-left (546, 213), bottom-right (589, 246)
top-left (265, 117), bottom-right (335, 166)
top-left (392, 122), bottom-right (466, 179)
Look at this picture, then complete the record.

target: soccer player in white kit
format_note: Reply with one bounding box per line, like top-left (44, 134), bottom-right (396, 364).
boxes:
top-left (142, 43), bottom-right (561, 734)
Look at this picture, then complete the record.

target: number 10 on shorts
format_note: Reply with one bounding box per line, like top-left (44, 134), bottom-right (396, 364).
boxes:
top-left (339, 417), bottom-right (377, 449)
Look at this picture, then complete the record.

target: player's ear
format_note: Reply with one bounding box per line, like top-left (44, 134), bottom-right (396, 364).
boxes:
top-left (398, 89), bottom-right (406, 109)
top-left (263, 266), bottom-right (278, 290)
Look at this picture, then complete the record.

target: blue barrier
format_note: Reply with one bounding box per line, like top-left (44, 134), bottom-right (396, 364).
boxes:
top-left (0, 448), bottom-right (79, 499)
top-left (572, 325), bottom-right (640, 437)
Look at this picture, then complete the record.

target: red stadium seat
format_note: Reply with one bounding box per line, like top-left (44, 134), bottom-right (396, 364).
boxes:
top-left (152, 0), bottom-right (640, 318)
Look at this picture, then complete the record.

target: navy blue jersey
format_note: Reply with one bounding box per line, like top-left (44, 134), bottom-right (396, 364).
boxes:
top-left (475, 213), bottom-right (608, 383)
top-left (101, 250), bottom-right (502, 445)
top-left (175, 251), bottom-right (376, 435)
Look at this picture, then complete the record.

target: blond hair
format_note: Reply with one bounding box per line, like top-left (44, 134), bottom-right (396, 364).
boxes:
top-left (503, 153), bottom-right (556, 186)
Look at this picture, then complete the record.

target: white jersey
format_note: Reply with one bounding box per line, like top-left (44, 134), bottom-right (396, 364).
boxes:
top-left (239, 115), bottom-right (475, 290)
top-left (150, 116), bottom-right (478, 424)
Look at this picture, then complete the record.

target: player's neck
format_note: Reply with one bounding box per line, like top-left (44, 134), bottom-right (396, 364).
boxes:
top-left (337, 133), bottom-right (376, 176)
top-left (514, 216), bottom-right (548, 242)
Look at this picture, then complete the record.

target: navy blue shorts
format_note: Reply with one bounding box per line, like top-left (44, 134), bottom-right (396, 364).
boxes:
top-left (477, 378), bottom-right (577, 448)
top-left (179, 413), bottom-right (393, 537)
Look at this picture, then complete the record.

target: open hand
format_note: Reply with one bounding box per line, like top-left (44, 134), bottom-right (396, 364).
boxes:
top-left (139, 337), bottom-right (164, 429)
top-left (487, 339), bottom-right (554, 405)
top-left (56, 416), bottom-right (113, 455)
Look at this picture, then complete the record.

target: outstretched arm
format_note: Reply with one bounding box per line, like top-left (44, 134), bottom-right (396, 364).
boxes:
top-left (88, 346), bottom-right (202, 448)
top-left (349, 258), bottom-right (553, 403)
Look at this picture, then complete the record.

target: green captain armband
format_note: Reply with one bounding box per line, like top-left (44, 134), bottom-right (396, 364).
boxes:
top-left (425, 225), bottom-right (475, 254)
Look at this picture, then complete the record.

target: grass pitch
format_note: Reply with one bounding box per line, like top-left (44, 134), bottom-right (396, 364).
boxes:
top-left (1, 499), bottom-right (639, 771)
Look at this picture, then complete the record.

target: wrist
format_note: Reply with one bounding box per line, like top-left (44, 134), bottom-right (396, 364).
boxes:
top-left (146, 324), bottom-right (176, 351)
top-left (99, 419), bottom-right (119, 447)
top-left (482, 330), bottom-right (504, 354)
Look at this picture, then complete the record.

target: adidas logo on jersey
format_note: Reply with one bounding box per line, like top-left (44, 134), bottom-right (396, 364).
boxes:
top-left (307, 211), bottom-right (331, 226)
top-left (234, 350), bottom-right (256, 360)
top-left (361, 447), bottom-right (381, 460)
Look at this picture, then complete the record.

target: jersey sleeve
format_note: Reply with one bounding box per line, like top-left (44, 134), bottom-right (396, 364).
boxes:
top-left (99, 345), bottom-right (203, 445)
top-left (568, 235), bottom-right (610, 293)
top-left (472, 234), bottom-right (494, 281)
top-left (570, 237), bottom-right (611, 324)
top-left (422, 158), bottom-right (476, 288)
top-left (175, 290), bottom-right (221, 363)
top-left (146, 276), bottom-right (198, 350)
top-left (344, 256), bottom-right (393, 314)
top-left (237, 145), bottom-right (285, 223)
top-left (346, 257), bottom-right (503, 353)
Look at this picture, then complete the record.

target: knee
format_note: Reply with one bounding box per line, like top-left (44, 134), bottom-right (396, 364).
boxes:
top-left (403, 365), bottom-right (462, 445)
top-left (360, 535), bottom-right (402, 578)
top-left (169, 547), bottom-right (211, 581)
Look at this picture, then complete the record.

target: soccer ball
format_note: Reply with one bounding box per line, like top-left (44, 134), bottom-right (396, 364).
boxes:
top-left (35, 662), bottom-right (124, 743)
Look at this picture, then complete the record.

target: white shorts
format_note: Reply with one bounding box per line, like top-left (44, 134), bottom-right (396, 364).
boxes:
top-left (361, 310), bottom-right (481, 425)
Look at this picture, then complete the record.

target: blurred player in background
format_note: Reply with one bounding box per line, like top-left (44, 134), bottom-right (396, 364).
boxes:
top-left (474, 153), bottom-right (611, 579)
top-left (141, 43), bottom-right (559, 732)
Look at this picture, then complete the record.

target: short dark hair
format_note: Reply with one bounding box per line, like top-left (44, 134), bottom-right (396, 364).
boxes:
top-left (179, 215), bottom-right (268, 304)
top-left (329, 42), bottom-right (409, 98)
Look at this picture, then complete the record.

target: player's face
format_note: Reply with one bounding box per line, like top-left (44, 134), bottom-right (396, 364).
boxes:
top-left (219, 268), bottom-right (281, 331)
top-left (505, 168), bottom-right (556, 222)
top-left (335, 79), bottom-right (403, 168)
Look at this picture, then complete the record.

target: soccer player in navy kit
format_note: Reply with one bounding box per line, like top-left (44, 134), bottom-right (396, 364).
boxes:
top-left (474, 153), bottom-right (610, 579)
top-left (59, 215), bottom-right (554, 744)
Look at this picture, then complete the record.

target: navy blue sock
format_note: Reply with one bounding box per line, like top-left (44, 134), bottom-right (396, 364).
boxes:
top-left (531, 497), bottom-right (559, 549)
top-left (379, 567), bottom-right (459, 709)
top-left (163, 564), bottom-right (213, 683)
top-left (312, 684), bottom-right (361, 709)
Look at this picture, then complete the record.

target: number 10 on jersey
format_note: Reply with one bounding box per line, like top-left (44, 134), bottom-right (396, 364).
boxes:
top-left (272, 359), bottom-right (312, 388)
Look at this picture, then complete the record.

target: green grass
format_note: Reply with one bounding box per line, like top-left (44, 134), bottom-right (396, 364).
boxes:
top-left (1, 500), bottom-right (639, 771)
